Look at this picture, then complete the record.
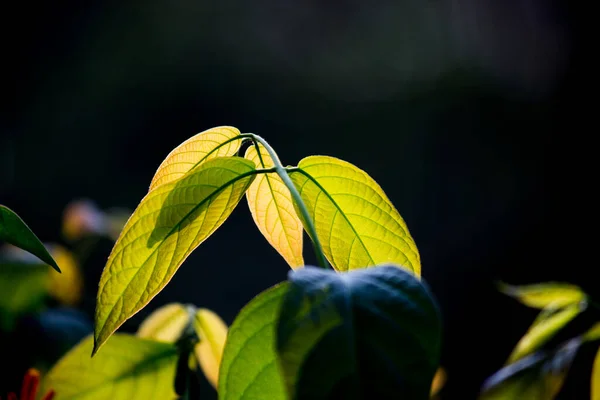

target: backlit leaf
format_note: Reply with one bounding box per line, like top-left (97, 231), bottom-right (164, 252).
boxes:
top-left (245, 144), bottom-right (303, 268)
top-left (585, 322), bottom-right (600, 342)
top-left (137, 303), bottom-right (189, 342)
top-left (592, 346), bottom-right (600, 400)
top-left (219, 283), bottom-right (287, 400)
top-left (277, 265), bottom-right (441, 399)
top-left (40, 334), bottom-right (178, 400)
top-left (94, 157), bottom-right (256, 354)
top-left (149, 126), bottom-right (242, 191)
top-left (290, 156), bottom-right (420, 274)
top-left (194, 308), bottom-right (228, 388)
top-left (0, 205), bottom-right (60, 272)
top-left (498, 282), bottom-right (586, 309)
top-left (430, 367), bottom-right (447, 398)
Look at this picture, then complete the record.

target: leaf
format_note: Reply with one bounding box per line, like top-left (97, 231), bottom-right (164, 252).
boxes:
top-left (585, 323), bottom-right (600, 342)
top-left (219, 283), bottom-right (288, 400)
top-left (593, 346), bottom-right (600, 400)
top-left (479, 338), bottom-right (581, 400)
top-left (40, 334), bottom-right (178, 400)
top-left (430, 367), bottom-right (447, 398)
top-left (245, 144), bottom-right (304, 268)
top-left (507, 303), bottom-right (584, 363)
top-left (276, 264), bottom-right (441, 400)
top-left (149, 126), bottom-right (242, 191)
top-left (94, 157), bottom-right (256, 354)
top-left (0, 205), bottom-right (60, 272)
top-left (137, 303), bottom-right (189, 342)
top-left (290, 156), bottom-right (420, 274)
top-left (498, 282), bottom-right (586, 309)
top-left (194, 308), bottom-right (228, 388)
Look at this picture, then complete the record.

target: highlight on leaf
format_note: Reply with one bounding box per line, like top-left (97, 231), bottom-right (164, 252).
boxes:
top-left (289, 156), bottom-right (420, 274)
top-left (244, 143), bottom-right (304, 268)
top-left (94, 157), bottom-right (256, 354)
top-left (592, 347), bottom-right (600, 400)
top-left (498, 282), bottom-right (586, 309)
top-left (149, 126), bottom-right (242, 191)
top-left (137, 303), bottom-right (189, 342)
top-left (194, 308), bottom-right (228, 389)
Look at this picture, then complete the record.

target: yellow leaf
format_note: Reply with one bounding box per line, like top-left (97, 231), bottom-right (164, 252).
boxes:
top-left (149, 126), bottom-right (242, 191)
top-left (498, 282), bottom-right (586, 309)
top-left (585, 323), bottom-right (600, 342)
top-left (94, 157), bottom-right (256, 354)
top-left (137, 303), bottom-right (189, 342)
top-left (592, 347), bottom-right (600, 400)
top-left (194, 308), bottom-right (228, 388)
top-left (290, 156), bottom-right (420, 274)
top-left (430, 367), bottom-right (446, 397)
top-left (245, 144), bottom-right (304, 268)
top-left (48, 245), bottom-right (83, 306)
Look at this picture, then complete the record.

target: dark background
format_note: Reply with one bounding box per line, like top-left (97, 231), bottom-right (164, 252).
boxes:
top-left (0, 0), bottom-right (583, 398)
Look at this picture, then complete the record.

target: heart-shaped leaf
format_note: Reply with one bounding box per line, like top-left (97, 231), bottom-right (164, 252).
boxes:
top-left (498, 282), bottom-right (586, 309)
top-left (94, 157), bottom-right (256, 354)
top-left (194, 308), bottom-right (228, 388)
top-left (277, 265), bottom-right (441, 399)
top-left (290, 156), bottom-right (420, 274)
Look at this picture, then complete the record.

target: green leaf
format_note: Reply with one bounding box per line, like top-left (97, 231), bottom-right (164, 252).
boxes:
top-left (498, 282), bottom-right (586, 309)
top-left (0, 205), bottom-right (60, 272)
top-left (507, 303), bottom-right (584, 363)
top-left (137, 303), bottom-right (189, 342)
top-left (245, 144), bottom-right (304, 268)
top-left (592, 346), bottom-right (600, 400)
top-left (276, 264), bottom-right (441, 399)
top-left (94, 157), bottom-right (256, 354)
top-left (289, 156), bottom-right (420, 274)
top-left (585, 323), bottom-right (600, 342)
top-left (194, 308), bottom-right (228, 388)
top-left (479, 338), bottom-right (581, 400)
top-left (149, 126), bottom-right (242, 191)
top-left (219, 283), bottom-right (288, 400)
top-left (40, 334), bottom-right (178, 400)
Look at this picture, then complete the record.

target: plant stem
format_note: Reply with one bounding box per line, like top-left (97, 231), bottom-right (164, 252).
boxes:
top-left (247, 134), bottom-right (329, 269)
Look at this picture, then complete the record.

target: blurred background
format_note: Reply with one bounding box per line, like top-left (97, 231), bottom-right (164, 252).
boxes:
top-left (0, 0), bottom-right (580, 398)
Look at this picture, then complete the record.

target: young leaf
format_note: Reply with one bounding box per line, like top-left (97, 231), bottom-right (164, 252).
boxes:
top-left (137, 303), bottom-right (189, 342)
top-left (40, 334), bottom-right (178, 400)
top-left (0, 205), bottom-right (60, 272)
top-left (592, 347), bottom-right (600, 400)
top-left (276, 265), bottom-right (441, 400)
top-left (507, 303), bottom-right (584, 363)
top-left (194, 308), bottom-right (228, 388)
top-left (219, 283), bottom-right (288, 400)
top-left (149, 126), bottom-right (242, 191)
top-left (245, 144), bottom-right (304, 268)
top-left (498, 282), bottom-right (586, 309)
top-left (289, 156), bottom-right (420, 274)
top-left (94, 157), bottom-right (256, 354)
top-left (585, 323), bottom-right (600, 342)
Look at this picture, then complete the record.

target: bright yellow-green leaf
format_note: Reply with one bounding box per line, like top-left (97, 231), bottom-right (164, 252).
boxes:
top-left (585, 323), bottom-right (600, 342)
top-left (290, 156), bottom-right (420, 274)
top-left (40, 334), bottom-right (178, 400)
top-left (498, 282), bottom-right (586, 309)
top-left (245, 144), bottom-right (303, 268)
top-left (137, 303), bottom-right (189, 342)
top-left (507, 303), bottom-right (583, 363)
top-left (94, 157), bottom-right (256, 354)
top-left (592, 347), bottom-right (600, 400)
top-left (149, 126), bottom-right (242, 191)
top-left (194, 308), bottom-right (228, 388)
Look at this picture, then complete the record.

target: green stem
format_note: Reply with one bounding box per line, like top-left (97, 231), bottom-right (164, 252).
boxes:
top-left (247, 134), bottom-right (329, 269)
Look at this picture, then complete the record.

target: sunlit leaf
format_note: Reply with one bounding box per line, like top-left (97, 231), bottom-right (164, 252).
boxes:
top-left (149, 126), bottom-right (242, 191)
top-left (0, 205), bottom-right (60, 272)
top-left (430, 367), bottom-right (447, 397)
top-left (276, 265), bottom-right (441, 399)
top-left (194, 308), bottom-right (228, 388)
top-left (592, 346), bottom-right (600, 400)
top-left (290, 156), bottom-right (420, 274)
top-left (498, 282), bottom-right (586, 309)
top-left (245, 144), bottom-right (304, 268)
top-left (48, 245), bottom-right (83, 306)
top-left (137, 303), bottom-right (189, 342)
top-left (40, 334), bottom-right (178, 400)
top-left (585, 323), bottom-right (600, 342)
top-left (94, 157), bottom-right (256, 354)
top-left (507, 303), bottom-right (583, 363)
top-left (219, 283), bottom-right (288, 400)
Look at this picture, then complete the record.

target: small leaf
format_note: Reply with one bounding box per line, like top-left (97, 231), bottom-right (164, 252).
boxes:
top-left (585, 323), bottom-right (600, 342)
top-left (0, 205), bottom-right (60, 272)
top-left (137, 303), bottom-right (189, 342)
top-left (219, 283), bottom-right (288, 400)
top-left (592, 346), bottom-right (600, 400)
top-left (94, 157), bottom-right (256, 354)
top-left (498, 282), bottom-right (586, 309)
top-left (245, 144), bottom-right (304, 268)
top-left (290, 156), bottom-right (420, 274)
top-left (149, 126), bottom-right (242, 191)
top-left (40, 334), bottom-right (178, 400)
top-left (276, 265), bottom-right (441, 399)
top-left (507, 303), bottom-right (583, 363)
top-left (430, 367), bottom-right (447, 397)
top-left (194, 308), bottom-right (228, 388)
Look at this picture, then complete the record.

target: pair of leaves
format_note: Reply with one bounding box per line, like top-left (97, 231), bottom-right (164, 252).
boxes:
top-left (219, 265), bottom-right (441, 400)
top-left (94, 126), bottom-right (421, 353)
